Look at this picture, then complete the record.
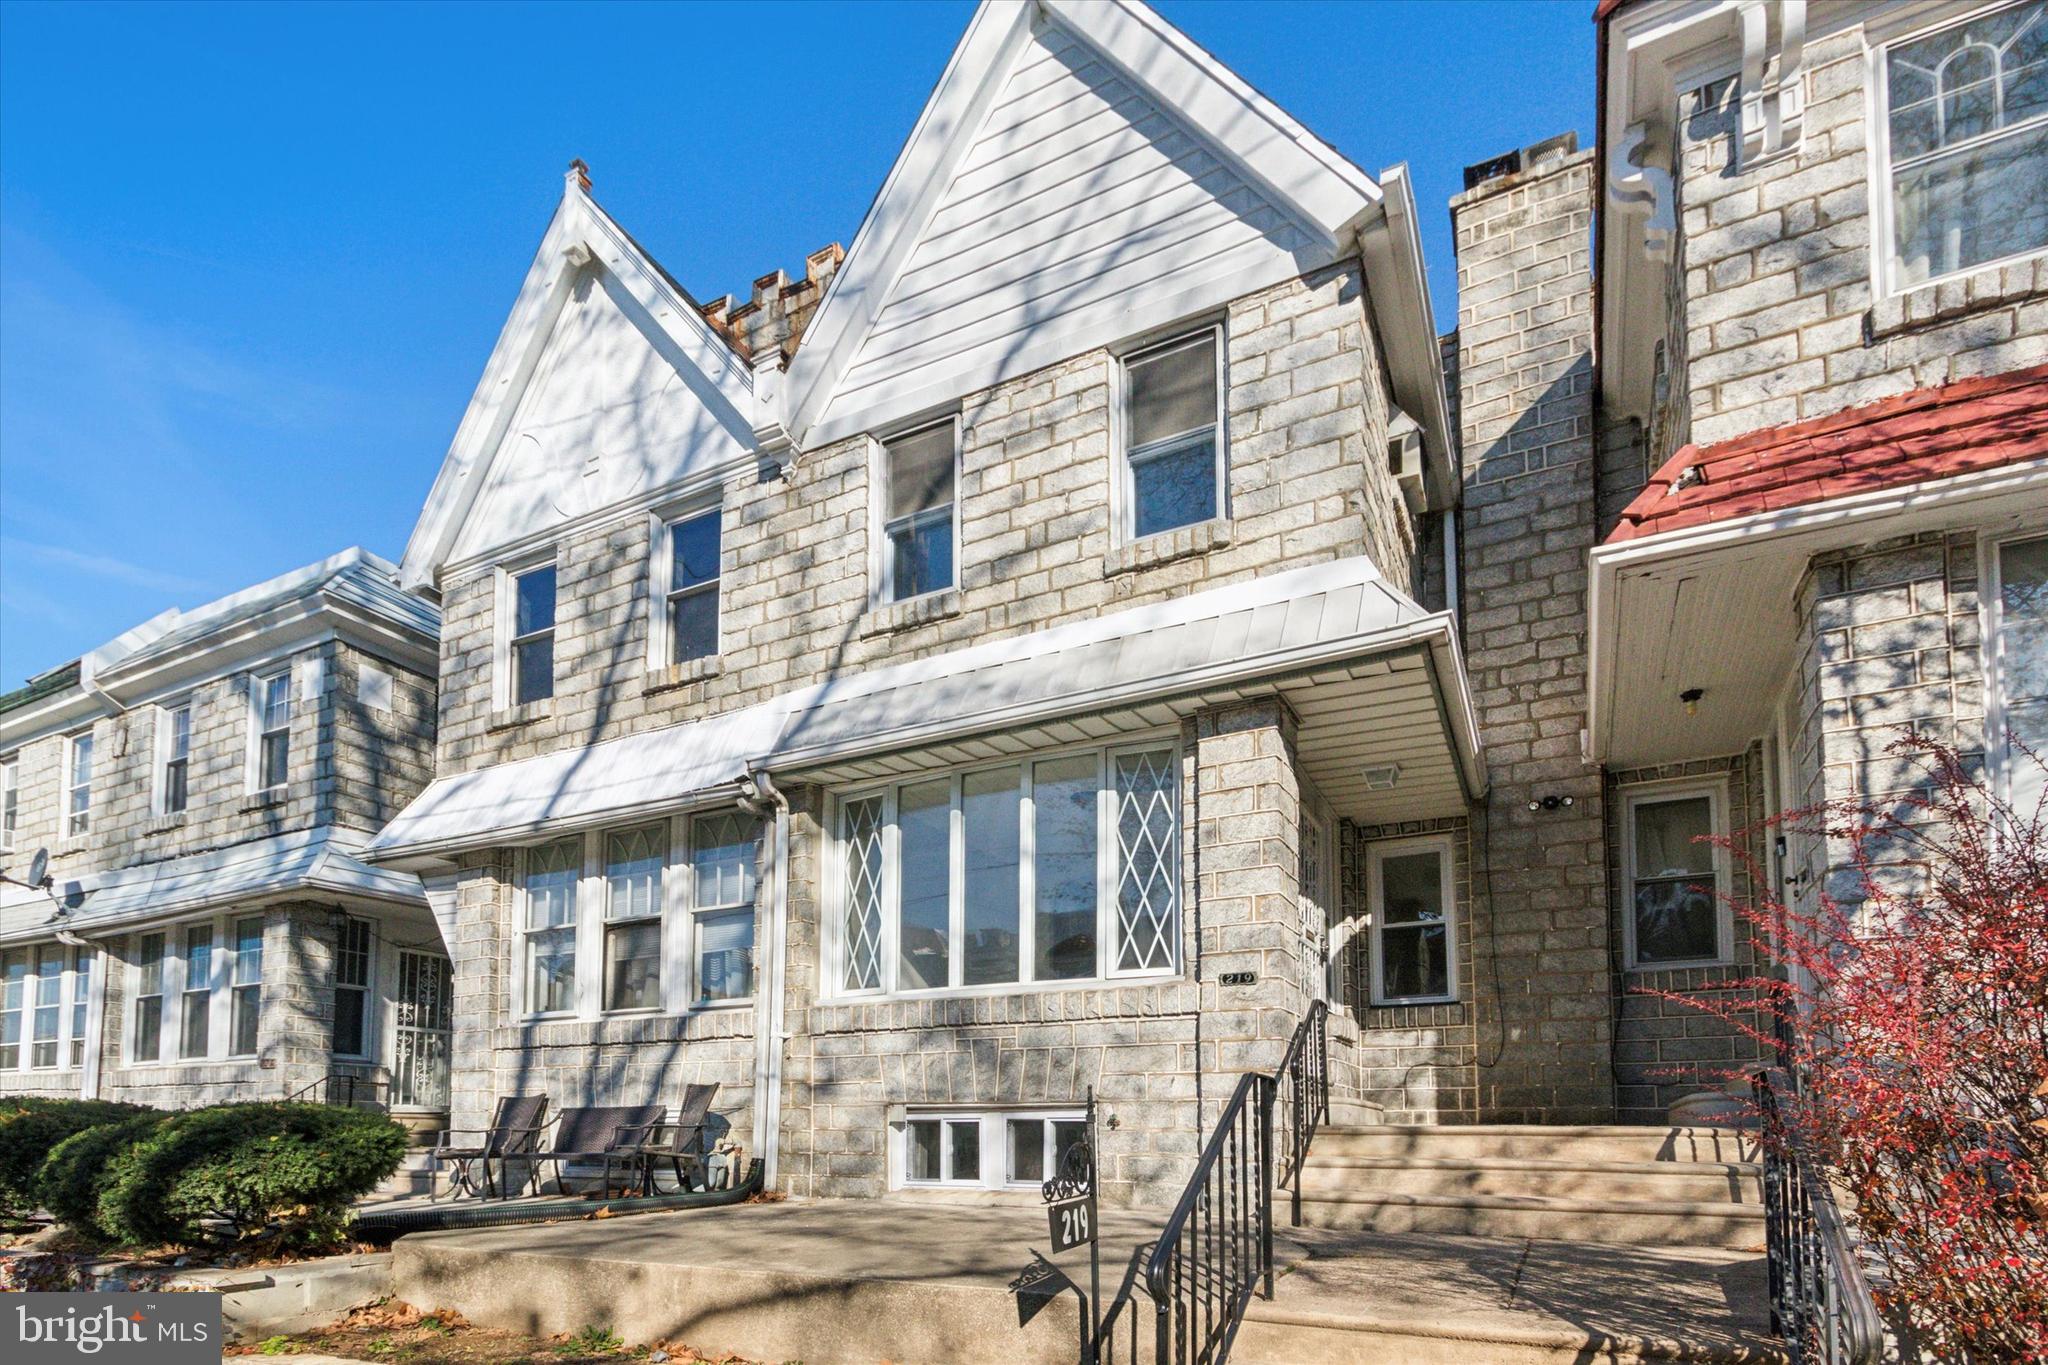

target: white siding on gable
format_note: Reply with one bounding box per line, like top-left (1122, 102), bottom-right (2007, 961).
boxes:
top-left (449, 267), bottom-right (754, 566)
top-left (820, 17), bottom-right (1322, 436)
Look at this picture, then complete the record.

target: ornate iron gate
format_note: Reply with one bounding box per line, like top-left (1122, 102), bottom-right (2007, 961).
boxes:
top-left (391, 951), bottom-right (452, 1111)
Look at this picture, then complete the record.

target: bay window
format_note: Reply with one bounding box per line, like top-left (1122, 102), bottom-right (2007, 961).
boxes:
top-left (31, 945), bottom-right (63, 1068)
top-left (1881, 2), bottom-right (2048, 290)
top-left (833, 741), bottom-right (1181, 998)
top-left (0, 945), bottom-right (93, 1073)
top-left (1989, 533), bottom-right (2048, 815)
top-left (1119, 328), bottom-right (1224, 540)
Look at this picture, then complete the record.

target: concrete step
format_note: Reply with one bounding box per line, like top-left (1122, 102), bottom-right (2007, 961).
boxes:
top-left (1295, 1189), bottom-right (1767, 1250)
top-left (371, 1151), bottom-right (438, 1200)
top-left (1237, 1300), bottom-right (1787, 1364)
top-left (1313, 1124), bottom-right (1757, 1165)
top-left (1300, 1154), bottom-right (1762, 1204)
top-left (1328, 1097), bottom-right (1385, 1127)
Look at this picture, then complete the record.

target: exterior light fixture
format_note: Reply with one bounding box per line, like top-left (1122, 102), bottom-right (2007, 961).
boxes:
top-left (1680, 687), bottom-right (1705, 716)
top-left (1526, 794), bottom-right (1575, 812)
top-left (1362, 764), bottom-right (1401, 790)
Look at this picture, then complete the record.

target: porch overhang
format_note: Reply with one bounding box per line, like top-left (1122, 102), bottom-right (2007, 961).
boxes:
top-left (367, 556), bottom-right (1486, 869)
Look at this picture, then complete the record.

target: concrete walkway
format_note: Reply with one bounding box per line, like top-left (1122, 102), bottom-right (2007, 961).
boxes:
top-left (390, 1197), bottom-right (1783, 1365)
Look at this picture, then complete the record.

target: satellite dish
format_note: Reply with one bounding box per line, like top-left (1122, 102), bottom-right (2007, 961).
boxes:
top-left (27, 848), bottom-right (49, 889)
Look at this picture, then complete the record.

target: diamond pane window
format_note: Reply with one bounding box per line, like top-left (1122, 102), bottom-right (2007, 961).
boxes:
top-left (1114, 748), bottom-right (1179, 973)
top-left (841, 796), bottom-right (886, 992)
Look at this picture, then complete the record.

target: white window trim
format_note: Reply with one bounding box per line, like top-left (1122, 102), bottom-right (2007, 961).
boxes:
top-left (0, 753), bottom-right (17, 852)
top-left (154, 699), bottom-right (193, 817)
top-left (122, 912), bottom-right (273, 1068)
top-left (64, 729), bottom-right (93, 839)
top-left (1865, 0), bottom-right (2048, 299)
top-left (890, 1106), bottom-right (1086, 1192)
top-left (824, 737), bottom-right (1182, 1004)
top-left (494, 547), bottom-right (561, 711)
top-left (1982, 529), bottom-right (2048, 815)
top-left (226, 915), bottom-right (264, 1059)
top-left (512, 811), bottom-right (761, 1023)
top-left (246, 669), bottom-right (292, 796)
top-left (331, 914), bottom-right (376, 1060)
top-left (869, 414), bottom-right (963, 607)
top-left (1620, 777), bottom-right (1735, 972)
top-left (646, 501), bottom-right (725, 671)
top-left (1365, 833), bottom-right (1460, 1007)
top-left (1112, 323), bottom-right (1229, 545)
top-left (0, 942), bottom-right (95, 1075)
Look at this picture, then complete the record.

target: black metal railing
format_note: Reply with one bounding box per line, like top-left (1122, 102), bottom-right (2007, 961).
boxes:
top-left (1756, 1066), bottom-right (1882, 1365)
top-left (1093, 1001), bottom-right (1329, 1365)
top-left (286, 1073), bottom-right (392, 1109)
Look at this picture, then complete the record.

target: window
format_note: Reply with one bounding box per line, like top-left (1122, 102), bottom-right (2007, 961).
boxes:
top-left (1367, 837), bottom-right (1457, 1005)
top-left (660, 510), bottom-right (721, 665)
top-left (179, 925), bottom-right (213, 1059)
top-left (834, 743), bottom-right (1180, 997)
top-left (69, 947), bottom-right (92, 1068)
top-left (0, 949), bottom-right (23, 1069)
top-left (878, 419), bottom-right (957, 601)
top-left (230, 917), bottom-right (262, 1056)
top-left (66, 731), bottom-right (93, 836)
top-left (509, 561), bottom-right (558, 705)
top-left (160, 702), bottom-right (192, 815)
top-left (133, 932), bottom-right (165, 1063)
top-left (1623, 784), bottom-right (1729, 969)
top-left (1880, 2), bottom-right (2048, 290)
top-left (522, 838), bottom-right (581, 1015)
top-left (253, 672), bottom-right (291, 792)
top-left (690, 812), bottom-right (758, 1006)
top-left (1119, 328), bottom-right (1223, 540)
top-left (897, 1109), bottom-right (1086, 1190)
top-left (604, 825), bottom-right (665, 1012)
top-left (31, 945), bottom-right (63, 1068)
top-left (1989, 533), bottom-right (2048, 815)
top-left (1, 755), bottom-right (17, 851)
top-left (332, 917), bottom-right (371, 1056)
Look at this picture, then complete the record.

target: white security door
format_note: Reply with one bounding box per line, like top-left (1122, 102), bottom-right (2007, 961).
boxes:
top-left (390, 951), bottom-right (452, 1112)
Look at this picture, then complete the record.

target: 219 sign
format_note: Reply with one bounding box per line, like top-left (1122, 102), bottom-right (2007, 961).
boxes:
top-left (1048, 1194), bottom-right (1097, 1253)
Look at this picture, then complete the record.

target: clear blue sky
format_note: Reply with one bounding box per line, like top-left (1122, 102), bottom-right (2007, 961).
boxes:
top-left (0, 0), bottom-right (1593, 688)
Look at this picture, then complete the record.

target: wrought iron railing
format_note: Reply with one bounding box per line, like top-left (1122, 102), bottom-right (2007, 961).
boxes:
top-left (286, 1073), bottom-right (392, 1109)
top-left (1756, 1066), bottom-right (1882, 1365)
top-left (1093, 1001), bottom-right (1329, 1365)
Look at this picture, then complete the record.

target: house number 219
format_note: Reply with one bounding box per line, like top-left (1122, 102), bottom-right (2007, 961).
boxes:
top-left (1049, 1194), bottom-right (1097, 1252)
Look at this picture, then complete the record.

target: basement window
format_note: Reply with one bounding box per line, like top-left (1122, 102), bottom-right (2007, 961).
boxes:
top-left (896, 1109), bottom-right (1086, 1191)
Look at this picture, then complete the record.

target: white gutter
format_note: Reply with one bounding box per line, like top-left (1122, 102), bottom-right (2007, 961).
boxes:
top-left (737, 768), bottom-right (791, 1190)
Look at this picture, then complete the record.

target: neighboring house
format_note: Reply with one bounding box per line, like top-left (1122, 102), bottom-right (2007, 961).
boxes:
top-left (0, 550), bottom-right (444, 1123)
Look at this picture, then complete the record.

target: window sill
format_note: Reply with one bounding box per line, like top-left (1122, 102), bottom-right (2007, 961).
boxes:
top-left (861, 588), bottom-right (962, 638)
top-left (1625, 959), bottom-right (1733, 975)
top-left (644, 655), bottom-right (722, 696)
top-left (820, 972), bottom-right (1180, 1007)
top-left (1105, 518), bottom-right (1232, 577)
top-left (147, 813), bottom-right (189, 834)
top-left (1865, 256), bottom-right (2045, 341)
top-left (1369, 995), bottom-right (1459, 1009)
top-left (240, 792), bottom-right (287, 813)
top-left (488, 699), bottom-right (553, 732)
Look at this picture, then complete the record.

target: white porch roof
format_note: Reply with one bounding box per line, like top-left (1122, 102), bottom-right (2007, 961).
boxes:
top-left (367, 556), bottom-right (1485, 866)
top-left (0, 829), bottom-right (427, 947)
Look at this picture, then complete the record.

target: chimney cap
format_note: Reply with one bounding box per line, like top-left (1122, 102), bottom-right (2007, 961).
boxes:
top-left (1461, 132), bottom-right (1579, 190)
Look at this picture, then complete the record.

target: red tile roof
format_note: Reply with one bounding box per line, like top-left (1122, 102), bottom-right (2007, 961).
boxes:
top-left (1605, 364), bottom-right (2048, 544)
top-left (1595, 0), bottom-right (1631, 19)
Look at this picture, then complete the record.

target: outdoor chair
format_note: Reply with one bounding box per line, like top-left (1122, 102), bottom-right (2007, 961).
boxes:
top-left (512, 1104), bottom-right (665, 1199)
top-left (611, 1082), bottom-right (720, 1195)
top-left (430, 1095), bottom-right (550, 1201)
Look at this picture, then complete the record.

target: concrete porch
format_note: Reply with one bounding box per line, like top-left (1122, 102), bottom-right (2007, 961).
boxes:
top-left (390, 1196), bottom-right (1781, 1364)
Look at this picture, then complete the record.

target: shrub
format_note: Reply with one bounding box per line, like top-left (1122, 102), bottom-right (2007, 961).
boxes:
top-left (38, 1111), bottom-right (170, 1240)
top-left (0, 1097), bottom-right (151, 1219)
top-left (100, 1102), bottom-right (407, 1249)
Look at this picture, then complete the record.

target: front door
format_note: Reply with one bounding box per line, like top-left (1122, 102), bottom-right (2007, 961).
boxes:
top-left (391, 951), bottom-right (452, 1112)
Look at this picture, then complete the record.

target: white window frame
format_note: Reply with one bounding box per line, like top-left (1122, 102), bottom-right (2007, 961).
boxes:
top-left (687, 811), bottom-right (759, 1010)
top-left (0, 943), bottom-right (95, 1075)
top-left (124, 913), bottom-right (278, 1067)
top-left (0, 753), bottom-right (17, 852)
top-left (247, 669), bottom-right (292, 795)
top-left (647, 502), bottom-right (723, 670)
top-left (156, 698), bottom-right (193, 817)
top-left (177, 922), bottom-right (215, 1061)
top-left (870, 414), bottom-right (962, 606)
top-left (228, 915), bottom-right (264, 1059)
top-left (64, 729), bottom-right (93, 838)
top-left (825, 738), bottom-right (1182, 1003)
top-left (331, 914), bottom-right (374, 1060)
top-left (1620, 778), bottom-right (1734, 971)
top-left (1982, 528), bottom-right (2048, 816)
top-left (128, 931), bottom-right (167, 1066)
top-left (1867, 0), bottom-right (2048, 299)
top-left (495, 547), bottom-right (561, 710)
top-left (1365, 833), bottom-right (1460, 1007)
top-left (601, 822), bottom-right (668, 1015)
top-left (1113, 324), bottom-right (1228, 544)
top-left (891, 1107), bottom-right (1088, 1192)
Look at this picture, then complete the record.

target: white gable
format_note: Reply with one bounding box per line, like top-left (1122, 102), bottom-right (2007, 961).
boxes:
top-left (449, 266), bottom-right (754, 564)
top-left (817, 16), bottom-right (1320, 436)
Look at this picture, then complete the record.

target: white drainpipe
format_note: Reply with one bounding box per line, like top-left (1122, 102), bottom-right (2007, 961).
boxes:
top-left (737, 768), bottom-right (790, 1188)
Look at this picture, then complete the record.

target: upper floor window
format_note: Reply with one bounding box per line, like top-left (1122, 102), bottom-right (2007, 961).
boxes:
top-left (1119, 328), bottom-right (1224, 540)
top-left (252, 672), bottom-right (291, 793)
top-left (160, 701), bottom-right (192, 815)
top-left (508, 560), bottom-right (557, 705)
top-left (878, 419), bottom-right (957, 602)
top-left (0, 755), bottom-right (16, 851)
top-left (65, 731), bottom-right (93, 837)
top-left (660, 510), bottom-right (721, 666)
top-left (833, 741), bottom-right (1180, 999)
top-left (1622, 782), bottom-right (1730, 969)
top-left (1367, 835), bottom-right (1457, 1006)
top-left (1988, 532), bottom-right (2048, 816)
top-left (1882, 1), bottom-right (2048, 290)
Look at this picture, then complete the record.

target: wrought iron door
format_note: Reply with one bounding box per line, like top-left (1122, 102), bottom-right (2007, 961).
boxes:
top-left (391, 951), bottom-right (452, 1111)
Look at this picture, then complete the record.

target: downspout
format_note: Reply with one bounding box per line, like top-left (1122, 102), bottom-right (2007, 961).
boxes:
top-left (736, 768), bottom-right (790, 1189)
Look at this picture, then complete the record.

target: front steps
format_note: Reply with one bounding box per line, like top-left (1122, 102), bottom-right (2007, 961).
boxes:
top-left (367, 1150), bottom-right (439, 1201)
top-left (1294, 1124), bottom-right (1765, 1251)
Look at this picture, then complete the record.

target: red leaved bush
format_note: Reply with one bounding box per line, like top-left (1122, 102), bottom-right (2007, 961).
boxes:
top-left (1659, 734), bottom-right (2047, 1362)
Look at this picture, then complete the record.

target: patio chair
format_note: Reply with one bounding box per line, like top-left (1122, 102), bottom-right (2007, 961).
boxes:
top-left (430, 1095), bottom-right (550, 1200)
top-left (518, 1104), bottom-right (664, 1199)
top-left (612, 1082), bottom-right (720, 1195)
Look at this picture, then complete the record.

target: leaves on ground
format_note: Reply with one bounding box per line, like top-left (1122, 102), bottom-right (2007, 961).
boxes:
top-left (224, 1299), bottom-right (762, 1365)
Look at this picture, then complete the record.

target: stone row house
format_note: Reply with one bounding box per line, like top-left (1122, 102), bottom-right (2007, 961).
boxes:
top-left (5, 0), bottom-right (2043, 1216)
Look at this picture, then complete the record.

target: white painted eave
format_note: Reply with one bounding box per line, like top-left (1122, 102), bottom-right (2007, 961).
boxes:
top-left (1359, 165), bottom-right (1457, 501)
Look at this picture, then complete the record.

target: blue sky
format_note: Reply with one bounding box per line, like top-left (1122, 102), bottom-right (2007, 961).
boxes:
top-left (0, 0), bottom-right (1593, 688)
